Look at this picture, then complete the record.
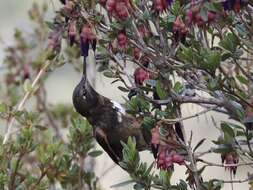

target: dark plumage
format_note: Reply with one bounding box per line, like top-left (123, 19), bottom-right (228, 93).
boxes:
top-left (72, 52), bottom-right (147, 164)
top-left (59, 0), bottom-right (66, 4)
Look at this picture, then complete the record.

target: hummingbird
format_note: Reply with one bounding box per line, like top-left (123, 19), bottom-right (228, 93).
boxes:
top-left (72, 43), bottom-right (148, 165)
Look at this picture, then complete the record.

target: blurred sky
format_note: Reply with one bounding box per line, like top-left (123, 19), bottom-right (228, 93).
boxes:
top-left (0, 1), bottom-right (252, 190)
top-left (0, 0), bottom-right (40, 63)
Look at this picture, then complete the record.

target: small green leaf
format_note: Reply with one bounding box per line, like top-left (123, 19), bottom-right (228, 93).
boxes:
top-left (156, 80), bottom-right (167, 100)
top-left (45, 21), bottom-right (55, 30)
top-left (219, 33), bottom-right (239, 54)
top-left (0, 103), bottom-right (7, 113)
top-left (118, 86), bottom-right (129, 92)
top-left (134, 183), bottom-right (145, 190)
top-left (34, 125), bottom-right (48, 131)
top-left (205, 50), bottom-right (221, 73)
top-left (221, 122), bottom-right (235, 138)
top-left (213, 145), bottom-right (232, 154)
top-left (110, 180), bottom-right (135, 188)
top-left (193, 138), bottom-right (206, 152)
top-left (23, 79), bottom-right (33, 93)
top-left (173, 82), bottom-right (184, 94)
top-left (103, 71), bottom-right (115, 78)
top-left (88, 150), bottom-right (103, 157)
top-left (236, 75), bottom-right (249, 85)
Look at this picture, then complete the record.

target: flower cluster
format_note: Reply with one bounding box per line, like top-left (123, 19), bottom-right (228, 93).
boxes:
top-left (173, 17), bottom-right (188, 42)
top-left (79, 24), bottom-right (96, 56)
top-left (134, 68), bottom-right (150, 86)
top-left (68, 20), bottom-right (77, 46)
top-left (117, 31), bottom-right (128, 49)
top-left (153, 0), bottom-right (173, 12)
top-left (221, 152), bottom-right (239, 175)
top-left (186, 6), bottom-right (217, 27)
top-left (64, 0), bottom-right (75, 12)
top-left (151, 125), bottom-right (185, 170)
top-left (137, 24), bottom-right (150, 39)
top-left (101, 0), bottom-right (133, 20)
top-left (222, 0), bottom-right (242, 12)
top-left (156, 147), bottom-right (185, 170)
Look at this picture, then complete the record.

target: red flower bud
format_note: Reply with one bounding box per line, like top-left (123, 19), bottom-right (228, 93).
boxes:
top-left (134, 67), bottom-right (150, 85)
top-left (23, 64), bottom-right (30, 80)
top-left (173, 17), bottom-right (188, 42)
top-left (173, 17), bottom-right (182, 32)
top-left (106, 0), bottom-right (116, 12)
top-left (195, 12), bottom-right (204, 26)
top-left (100, 0), bottom-right (107, 6)
top-left (234, 0), bottom-right (241, 12)
top-left (186, 9), bottom-right (193, 24)
top-left (151, 125), bottom-right (160, 146)
top-left (117, 32), bottom-right (127, 49)
top-left (222, 153), bottom-right (239, 175)
top-left (172, 153), bottom-right (185, 165)
top-left (165, 155), bottom-right (173, 168)
top-left (68, 21), bottom-right (76, 45)
top-left (80, 24), bottom-right (96, 41)
top-left (207, 11), bottom-right (217, 23)
top-left (133, 47), bottom-right (141, 60)
top-left (115, 2), bottom-right (129, 19)
top-left (153, 0), bottom-right (167, 12)
top-left (64, 0), bottom-right (74, 11)
top-left (138, 25), bottom-right (149, 38)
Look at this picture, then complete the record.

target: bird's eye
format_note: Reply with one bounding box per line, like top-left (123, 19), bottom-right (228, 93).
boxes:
top-left (82, 91), bottom-right (87, 99)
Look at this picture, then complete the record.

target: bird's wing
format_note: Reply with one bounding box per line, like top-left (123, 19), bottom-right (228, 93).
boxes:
top-left (110, 100), bottom-right (126, 114)
top-left (94, 127), bottom-right (120, 164)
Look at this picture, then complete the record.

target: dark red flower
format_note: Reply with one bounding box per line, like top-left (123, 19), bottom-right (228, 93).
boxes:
top-left (156, 147), bottom-right (185, 170)
top-left (234, 0), bottom-right (241, 12)
top-left (151, 125), bottom-right (160, 147)
top-left (68, 21), bottom-right (76, 46)
top-left (64, 0), bottom-right (74, 11)
top-left (186, 9), bottom-right (193, 24)
top-left (80, 24), bottom-right (96, 41)
top-left (133, 47), bottom-right (141, 60)
top-left (106, 0), bottom-right (116, 12)
top-left (23, 64), bottom-right (30, 80)
top-left (138, 25), bottom-right (149, 38)
top-left (80, 24), bottom-right (96, 56)
top-left (171, 153), bottom-right (185, 165)
top-left (153, 0), bottom-right (167, 12)
top-left (117, 32), bottom-right (127, 49)
top-left (134, 67), bottom-right (150, 85)
top-left (207, 11), bottom-right (217, 23)
top-left (221, 152), bottom-right (239, 175)
top-left (100, 0), bottom-right (107, 6)
top-left (115, 2), bottom-right (129, 19)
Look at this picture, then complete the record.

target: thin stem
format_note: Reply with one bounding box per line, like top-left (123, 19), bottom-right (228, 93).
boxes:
top-left (234, 59), bottom-right (253, 83)
top-left (177, 108), bottom-right (201, 190)
top-left (221, 178), bottom-right (250, 184)
top-left (3, 60), bottom-right (52, 144)
top-left (161, 106), bottom-right (218, 124)
top-left (181, 125), bottom-right (201, 190)
top-left (29, 169), bottom-right (48, 190)
top-left (230, 172), bottom-right (234, 190)
top-left (198, 159), bottom-right (253, 168)
top-left (9, 153), bottom-right (23, 190)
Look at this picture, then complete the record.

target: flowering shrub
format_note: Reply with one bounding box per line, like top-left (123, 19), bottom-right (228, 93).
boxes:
top-left (1, 0), bottom-right (253, 189)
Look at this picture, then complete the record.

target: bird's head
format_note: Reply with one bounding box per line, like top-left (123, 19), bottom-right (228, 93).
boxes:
top-left (72, 52), bottom-right (99, 118)
top-left (72, 76), bottom-right (100, 117)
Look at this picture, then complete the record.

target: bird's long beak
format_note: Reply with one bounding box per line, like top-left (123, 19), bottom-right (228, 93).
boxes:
top-left (83, 57), bottom-right (87, 77)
